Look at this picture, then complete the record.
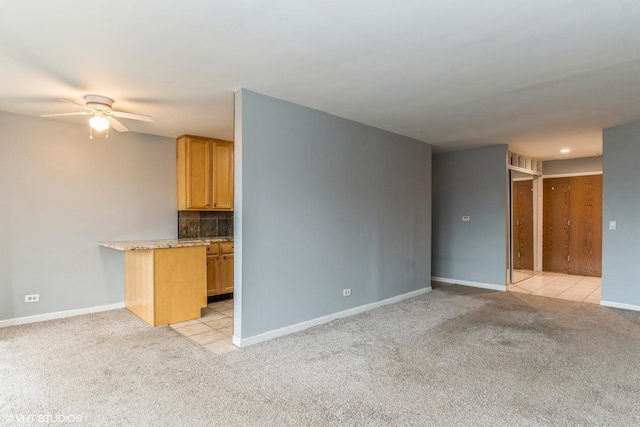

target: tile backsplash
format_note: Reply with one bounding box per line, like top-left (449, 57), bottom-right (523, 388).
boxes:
top-left (178, 211), bottom-right (233, 238)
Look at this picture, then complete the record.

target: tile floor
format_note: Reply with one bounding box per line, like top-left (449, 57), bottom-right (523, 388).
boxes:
top-left (169, 298), bottom-right (237, 355)
top-left (507, 272), bottom-right (601, 304)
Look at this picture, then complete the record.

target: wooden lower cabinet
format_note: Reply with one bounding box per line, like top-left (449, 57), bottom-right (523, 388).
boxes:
top-left (206, 256), bottom-right (218, 295)
top-left (125, 246), bottom-right (207, 326)
top-left (206, 242), bottom-right (234, 296)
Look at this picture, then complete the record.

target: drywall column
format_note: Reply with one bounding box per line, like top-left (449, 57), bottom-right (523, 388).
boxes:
top-left (235, 89), bottom-right (432, 342)
top-left (601, 122), bottom-right (640, 308)
top-left (431, 144), bottom-right (508, 289)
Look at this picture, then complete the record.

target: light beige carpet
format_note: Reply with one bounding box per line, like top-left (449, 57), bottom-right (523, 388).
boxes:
top-left (2, 283), bottom-right (640, 426)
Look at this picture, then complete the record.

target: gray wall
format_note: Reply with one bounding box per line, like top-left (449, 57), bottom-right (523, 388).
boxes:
top-left (236, 89), bottom-right (432, 339)
top-left (0, 110), bottom-right (176, 321)
top-left (543, 156), bottom-right (602, 175)
top-left (602, 122), bottom-right (640, 305)
top-left (432, 145), bottom-right (508, 286)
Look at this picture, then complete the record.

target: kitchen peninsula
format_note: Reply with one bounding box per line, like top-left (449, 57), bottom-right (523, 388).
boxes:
top-left (99, 237), bottom-right (233, 326)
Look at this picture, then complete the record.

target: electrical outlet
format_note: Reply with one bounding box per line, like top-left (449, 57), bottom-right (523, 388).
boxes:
top-left (343, 289), bottom-right (351, 297)
top-left (25, 294), bottom-right (39, 303)
top-left (462, 216), bottom-right (471, 222)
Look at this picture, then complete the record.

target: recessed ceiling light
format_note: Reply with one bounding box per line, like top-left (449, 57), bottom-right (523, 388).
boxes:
top-left (560, 148), bottom-right (571, 153)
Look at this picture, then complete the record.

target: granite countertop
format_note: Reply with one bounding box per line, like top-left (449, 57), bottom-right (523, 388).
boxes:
top-left (99, 237), bottom-right (233, 251)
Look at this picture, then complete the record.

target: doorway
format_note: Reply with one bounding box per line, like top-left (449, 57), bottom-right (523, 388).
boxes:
top-left (508, 171), bottom-right (603, 304)
top-left (509, 172), bottom-right (603, 282)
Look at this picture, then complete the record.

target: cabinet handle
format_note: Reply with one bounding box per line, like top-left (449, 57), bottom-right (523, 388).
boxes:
top-left (223, 256), bottom-right (226, 260)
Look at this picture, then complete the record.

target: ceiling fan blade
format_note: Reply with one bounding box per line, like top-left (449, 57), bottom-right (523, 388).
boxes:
top-left (40, 112), bottom-right (93, 118)
top-left (111, 110), bottom-right (155, 122)
top-left (59, 98), bottom-right (89, 109)
top-left (107, 117), bottom-right (129, 132)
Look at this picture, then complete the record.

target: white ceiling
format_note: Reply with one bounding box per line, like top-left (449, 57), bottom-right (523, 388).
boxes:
top-left (2, 0), bottom-right (640, 160)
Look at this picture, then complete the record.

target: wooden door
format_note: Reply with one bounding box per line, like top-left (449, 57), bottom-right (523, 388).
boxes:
top-left (568, 175), bottom-right (602, 276)
top-left (513, 180), bottom-right (534, 270)
top-left (187, 138), bottom-right (212, 209)
top-left (213, 142), bottom-right (234, 210)
top-left (543, 178), bottom-right (571, 273)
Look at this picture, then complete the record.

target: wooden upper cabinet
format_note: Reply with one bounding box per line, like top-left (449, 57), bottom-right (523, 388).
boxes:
top-left (177, 135), bottom-right (234, 211)
top-left (186, 137), bottom-right (211, 209)
top-left (213, 141), bottom-right (233, 210)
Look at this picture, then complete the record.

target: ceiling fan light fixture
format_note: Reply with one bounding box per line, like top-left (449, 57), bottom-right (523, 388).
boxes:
top-left (89, 114), bottom-right (110, 131)
top-left (41, 95), bottom-right (153, 137)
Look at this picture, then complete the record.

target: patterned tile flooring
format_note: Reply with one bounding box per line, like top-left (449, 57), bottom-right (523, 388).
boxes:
top-left (508, 272), bottom-right (601, 304)
top-left (169, 298), bottom-right (237, 355)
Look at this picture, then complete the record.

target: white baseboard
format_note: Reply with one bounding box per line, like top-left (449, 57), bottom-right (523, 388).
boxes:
top-left (0, 302), bottom-right (125, 328)
top-left (431, 276), bottom-right (506, 292)
top-left (600, 300), bottom-right (640, 312)
top-left (234, 286), bottom-right (432, 348)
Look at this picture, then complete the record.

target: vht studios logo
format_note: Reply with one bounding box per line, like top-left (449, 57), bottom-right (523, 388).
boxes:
top-left (7, 413), bottom-right (84, 423)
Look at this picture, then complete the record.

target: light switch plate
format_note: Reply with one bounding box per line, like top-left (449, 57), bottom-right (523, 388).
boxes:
top-left (609, 220), bottom-right (617, 230)
top-left (462, 216), bottom-right (471, 222)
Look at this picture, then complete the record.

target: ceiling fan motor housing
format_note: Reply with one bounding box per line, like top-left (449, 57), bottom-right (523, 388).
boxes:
top-left (84, 95), bottom-right (113, 113)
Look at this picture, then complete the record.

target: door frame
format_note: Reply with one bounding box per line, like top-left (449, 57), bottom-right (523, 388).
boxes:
top-left (508, 166), bottom-right (542, 284)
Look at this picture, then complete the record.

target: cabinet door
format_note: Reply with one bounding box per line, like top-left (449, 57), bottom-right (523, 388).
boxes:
top-left (206, 256), bottom-right (218, 296)
top-left (213, 142), bottom-right (233, 210)
top-left (187, 138), bottom-right (212, 209)
top-left (219, 253), bottom-right (234, 294)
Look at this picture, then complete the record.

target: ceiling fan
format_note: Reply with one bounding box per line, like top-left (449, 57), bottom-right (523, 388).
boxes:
top-left (41, 95), bottom-right (154, 137)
